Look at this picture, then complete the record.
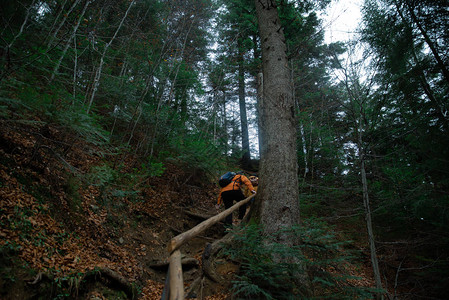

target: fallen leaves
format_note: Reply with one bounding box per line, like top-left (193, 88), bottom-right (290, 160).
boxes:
top-left (140, 279), bottom-right (164, 299)
top-left (0, 165), bottom-right (140, 283)
top-left (0, 120), bottom-right (230, 299)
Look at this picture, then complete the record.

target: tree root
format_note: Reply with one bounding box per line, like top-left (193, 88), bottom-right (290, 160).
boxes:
top-left (202, 243), bottom-right (221, 283)
top-left (27, 272), bottom-right (53, 285)
top-left (201, 233), bottom-right (235, 283)
top-left (27, 267), bottom-right (137, 299)
top-left (185, 276), bottom-right (202, 299)
top-left (89, 267), bottom-right (137, 299)
top-left (185, 233), bottom-right (236, 297)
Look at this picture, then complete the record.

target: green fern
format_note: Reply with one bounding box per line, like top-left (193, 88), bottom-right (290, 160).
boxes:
top-left (223, 221), bottom-right (374, 299)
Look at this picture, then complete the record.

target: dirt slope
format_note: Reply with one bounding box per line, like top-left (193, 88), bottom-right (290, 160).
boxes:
top-left (0, 118), bottom-right (231, 299)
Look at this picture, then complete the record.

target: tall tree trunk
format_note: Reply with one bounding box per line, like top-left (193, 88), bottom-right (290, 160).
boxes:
top-left (252, 1), bottom-right (308, 292)
top-left (222, 90), bottom-right (229, 155)
top-left (212, 90), bottom-right (219, 143)
top-left (253, 33), bottom-right (263, 159)
top-left (72, 34), bottom-right (78, 102)
top-left (299, 122), bottom-right (308, 179)
top-left (357, 117), bottom-right (384, 300)
top-left (252, 0), bottom-right (300, 242)
top-left (256, 72), bottom-right (264, 158)
top-left (167, 15), bottom-right (195, 106)
top-left (339, 51), bottom-right (384, 298)
top-left (237, 38), bottom-right (251, 168)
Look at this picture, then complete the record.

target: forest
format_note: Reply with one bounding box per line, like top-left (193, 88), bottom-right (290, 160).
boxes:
top-left (0, 0), bottom-right (448, 299)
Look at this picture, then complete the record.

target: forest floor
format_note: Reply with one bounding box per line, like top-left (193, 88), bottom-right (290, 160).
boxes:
top-left (0, 115), bottom-right (378, 299)
top-left (0, 116), bottom-right (252, 299)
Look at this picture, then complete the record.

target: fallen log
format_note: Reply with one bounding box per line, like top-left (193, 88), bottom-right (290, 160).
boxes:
top-left (168, 194), bottom-right (255, 253)
top-left (166, 194), bottom-right (256, 300)
top-left (148, 257), bottom-right (199, 269)
top-left (169, 249), bottom-right (184, 300)
top-left (168, 225), bottom-right (215, 241)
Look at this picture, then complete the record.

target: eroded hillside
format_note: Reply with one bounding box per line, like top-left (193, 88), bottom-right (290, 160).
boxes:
top-left (0, 117), bottom-right (230, 299)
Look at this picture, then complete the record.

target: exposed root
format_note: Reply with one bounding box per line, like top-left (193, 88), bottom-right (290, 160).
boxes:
top-left (202, 243), bottom-right (221, 283)
top-left (201, 232), bottom-right (235, 283)
top-left (27, 272), bottom-right (52, 285)
top-left (27, 267), bottom-right (137, 299)
top-left (89, 267), bottom-right (137, 299)
top-left (185, 276), bottom-right (202, 299)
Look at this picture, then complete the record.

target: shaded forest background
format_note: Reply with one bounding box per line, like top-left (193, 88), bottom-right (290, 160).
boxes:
top-left (1, 0), bottom-right (448, 299)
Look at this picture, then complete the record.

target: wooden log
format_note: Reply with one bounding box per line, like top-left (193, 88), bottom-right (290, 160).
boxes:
top-left (169, 249), bottom-right (184, 300)
top-left (149, 257), bottom-right (199, 269)
top-left (168, 194), bottom-right (255, 253)
top-left (161, 268), bottom-right (170, 300)
top-left (168, 225), bottom-right (215, 241)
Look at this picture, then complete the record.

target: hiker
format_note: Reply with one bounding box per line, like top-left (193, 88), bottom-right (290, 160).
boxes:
top-left (216, 172), bottom-right (256, 226)
top-left (241, 175), bottom-right (259, 198)
top-left (248, 175), bottom-right (259, 196)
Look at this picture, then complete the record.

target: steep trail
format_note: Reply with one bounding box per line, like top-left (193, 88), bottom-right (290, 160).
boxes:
top-left (0, 118), bottom-right (233, 299)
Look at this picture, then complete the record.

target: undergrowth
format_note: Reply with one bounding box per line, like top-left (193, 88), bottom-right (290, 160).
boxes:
top-left (223, 220), bottom-right (375, 299)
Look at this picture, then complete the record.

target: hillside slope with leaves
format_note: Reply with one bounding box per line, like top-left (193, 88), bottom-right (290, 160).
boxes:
top-left (0, 114), bottom-right (230, 299)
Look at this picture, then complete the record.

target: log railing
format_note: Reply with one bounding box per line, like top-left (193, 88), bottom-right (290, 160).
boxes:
top-left (162, 194), bottom-right (256, 300)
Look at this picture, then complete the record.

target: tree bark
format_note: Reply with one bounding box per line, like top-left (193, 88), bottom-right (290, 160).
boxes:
top-left (252, 0), bottom-right (300, 234)
top-left (237, 38), bottom-right (251, 168)
top-left (252, 3), bottom-right (309, 293)
top-left (357, 118), bottom-right (384, 300)
top-left (256, 72), bottom-right (264, 157)
top-left (168, 249), bottom-right (184, 300)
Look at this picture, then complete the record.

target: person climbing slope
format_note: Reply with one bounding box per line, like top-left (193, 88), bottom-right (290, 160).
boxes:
top-left (216, 172), bottom-right (256, 226)
top-left (246, 175), bottom-right (259, 197)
